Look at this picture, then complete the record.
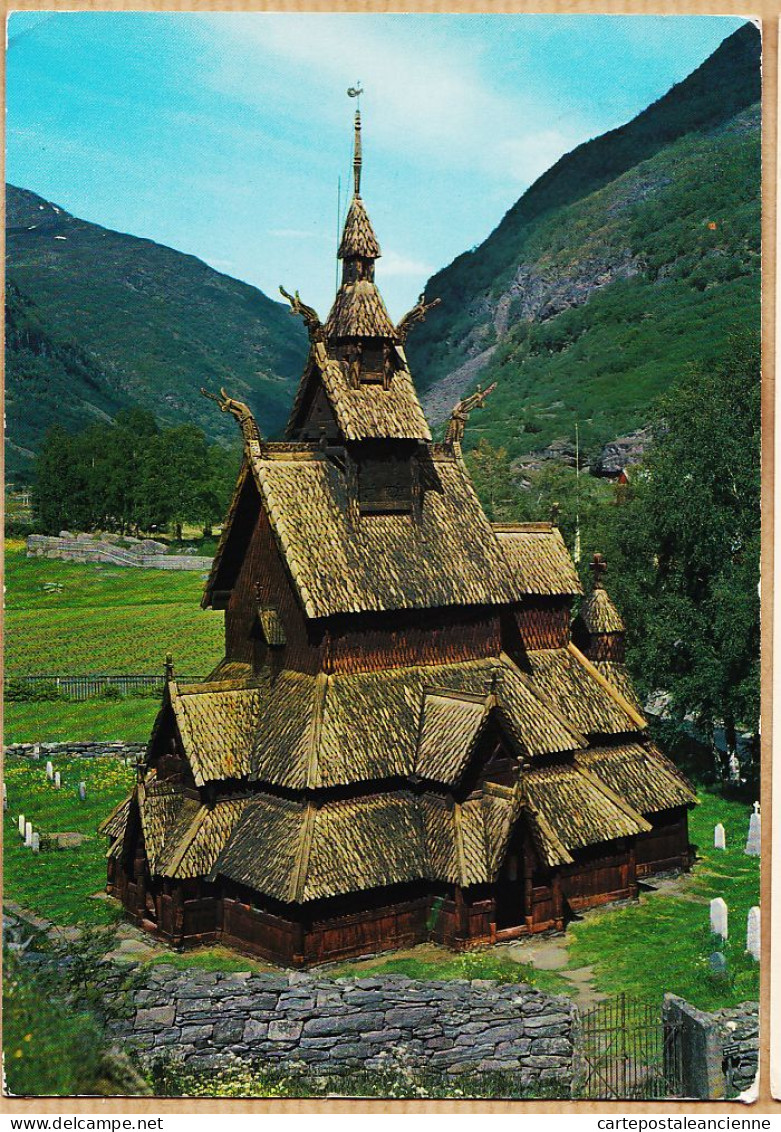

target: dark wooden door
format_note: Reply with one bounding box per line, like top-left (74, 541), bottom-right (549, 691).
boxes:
top-left (494, 835), bottom-right (527, 929)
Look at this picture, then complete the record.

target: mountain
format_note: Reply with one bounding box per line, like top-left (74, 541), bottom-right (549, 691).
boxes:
top-left (406, 23), bottom-right (761, 462)
top-left (5, 187), bottom-right (308, 480)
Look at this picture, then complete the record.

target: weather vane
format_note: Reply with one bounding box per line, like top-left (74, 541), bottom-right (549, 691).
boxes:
top-left (347, 82), bottom-right (363, 109)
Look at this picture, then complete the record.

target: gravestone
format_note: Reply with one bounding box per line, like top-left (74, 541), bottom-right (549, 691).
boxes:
top-left (710, 897), bottom-right (728, 940)
top-left (45, 761), bottom-right (54, 781)
top-left (708, 952), bottom-right (727, 977)
top-left (31, 832), bottom-right (40, 854)
top-left (32, 744), bottom-right (40, 760)
top-left (24, 821), bottom-right (33, 848)
top-left (714, 823), bottom-right (726, 850)
top-left (3, 783), bottom-right (7, 811)
top-left (54, 771), bottom-right (61, 790)
top-left (78, 781), bottom-right (86, 802)
top-left (745, 802), bottom-right (761, 857)
top-left (746, 906), bottom-right (760, 961)
top-left (17, 814), bottom-right (25, 837)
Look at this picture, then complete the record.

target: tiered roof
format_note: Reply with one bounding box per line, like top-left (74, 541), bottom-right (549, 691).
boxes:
top-left (102, 107), bottom-right (696, 920)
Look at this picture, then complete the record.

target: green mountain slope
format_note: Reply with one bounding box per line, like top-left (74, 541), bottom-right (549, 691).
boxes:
top-left (407, 23), bottom-right (760, 461)
top-left (6, 187), bottom-right (308, 480)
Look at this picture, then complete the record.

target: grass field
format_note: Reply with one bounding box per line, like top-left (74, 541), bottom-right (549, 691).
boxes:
top-left (2, 752), bottom-right (759, 1010)
top-left (565, 790), bottom-right (760, 1011)
top-left (3, 755), bottom-right (134, 926)
top-left (4, 539), bottom-right (224, 741)
top-left (5, 540), bottom-right (223, 675)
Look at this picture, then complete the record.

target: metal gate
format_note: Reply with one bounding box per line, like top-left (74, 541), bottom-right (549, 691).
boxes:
top-left (577, 994), bottom-right (683, 1099)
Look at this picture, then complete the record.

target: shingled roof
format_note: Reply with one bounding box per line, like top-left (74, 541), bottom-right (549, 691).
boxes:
top-left (493, 524), bottom-right (583, 596)
top-left (150, 651), bottom-right (647, 796)
top-left (525, 645), bottom-right (646, 736)
top-left (246, 449), bottom-right (522, 618)
top-left (169, 681), bottom-right (264, 786)
top-left (338, 195), bottom-right (381, 259)
top-left (206, 752), bottom-right (661, 904)
top-left (577, 742), bottom-right (697, 814)
top-left (578, 586), bottom-right (626, 634)
top-left (325, 280), bottom-right (396, 340)
top-left (287, 342), bottom-right (432, 442)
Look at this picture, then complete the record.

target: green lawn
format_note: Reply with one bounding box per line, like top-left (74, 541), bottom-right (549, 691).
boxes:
top-left (565, 789), bottom-right (760, 1011)
top-left (4, 700), bottom-right (160, 744)
top-left (3, 755), bottom-right (134, 925)
top-left (5, 540), bottom-right (223, 676)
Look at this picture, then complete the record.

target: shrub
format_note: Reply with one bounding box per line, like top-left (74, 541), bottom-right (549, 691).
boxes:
top-left (4, 678), bottom-right (62, 702)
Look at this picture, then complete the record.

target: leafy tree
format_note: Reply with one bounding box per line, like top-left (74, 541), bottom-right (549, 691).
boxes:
top-left (32, 412), bottom-right (238, 539)
top-left (587, 336), bottom-right (760, 783)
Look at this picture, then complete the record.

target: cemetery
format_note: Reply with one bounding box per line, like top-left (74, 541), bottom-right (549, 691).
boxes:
top-left (2, 749), bottom-right (759, 1008)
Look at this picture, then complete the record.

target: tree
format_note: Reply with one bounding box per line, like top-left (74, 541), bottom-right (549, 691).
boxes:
top-left (596, 335), bottom-right (761, 783)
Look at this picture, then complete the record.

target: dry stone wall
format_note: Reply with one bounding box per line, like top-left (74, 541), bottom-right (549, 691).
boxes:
top-left (26, 534), bottom-right (211, 571)
top-left (713, 1003), bottom-right (759, 1096)
top-left (110, 965), bottom-right (577, 1088)
top-left (4, 741), bottom-right (144, 761)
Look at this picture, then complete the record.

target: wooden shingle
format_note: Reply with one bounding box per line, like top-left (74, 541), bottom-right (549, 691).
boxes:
top-left (494, 524), bottom-right (583, 596)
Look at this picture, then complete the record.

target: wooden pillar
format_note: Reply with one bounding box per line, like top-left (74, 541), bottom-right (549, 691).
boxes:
top-left (454, 887), bottom-right (470, 942)
top-left (553, 872), bottom-right (564, 931)
top-left (523, 844), bottom-right (534, 931)
top-left (628, 840), bottom-right (638, 898)
top-left (135, 856), bottom-right (147, 919)
top-left (172, 884), bottom-right (185, 945)
top-left (291, 918), bottom-right (306, 968)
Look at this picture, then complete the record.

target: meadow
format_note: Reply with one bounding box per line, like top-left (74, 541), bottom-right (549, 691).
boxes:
top-left (4, 540), bottom-right (224, 741)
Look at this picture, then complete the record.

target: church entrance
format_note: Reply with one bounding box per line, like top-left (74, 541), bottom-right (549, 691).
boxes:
top-left (494, 830), bottom-right (527, 930)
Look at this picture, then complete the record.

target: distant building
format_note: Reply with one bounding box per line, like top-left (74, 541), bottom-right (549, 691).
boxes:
top-left (101, 113), bottom-right (695, 966)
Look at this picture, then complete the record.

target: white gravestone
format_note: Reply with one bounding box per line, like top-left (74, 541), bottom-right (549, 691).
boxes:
top-left (2, 782), bottom-right (7, 811)
top-left (54, 771), bottom-right (61, 790)
top-left (24, 821), bottom-right (33, 848)
top-left (78, 782), bottom-right (86, 802)
top-left (714, 823), bottom-right (726, 850)
top-left (17, 814), bottom-right (25, 837)
top-left (746, 906), bottom-right (760, 961)
top-left (32, 744), bottom-right (41, 760)
top-left (745, 802), bottom-right (761, 856)
top-left (45, 761), bottom-right (54, 781)
top-left (710, 897), bottom-right (728, 940)
top-left (31, 832), bottom-right (40, 854)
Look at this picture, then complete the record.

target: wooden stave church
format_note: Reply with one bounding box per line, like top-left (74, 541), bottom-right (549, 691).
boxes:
top-left (100, 111), bottom-right (697, 968)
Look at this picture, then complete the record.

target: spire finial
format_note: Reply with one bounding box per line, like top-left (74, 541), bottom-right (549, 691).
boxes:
top-left (591, 552), bottom-right (607, 589)
top-left (347, 84), bottom-right (363, 196)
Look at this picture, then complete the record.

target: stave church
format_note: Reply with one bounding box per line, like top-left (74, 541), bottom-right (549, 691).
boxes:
top-left (100, 109), bottom-right (696, 967)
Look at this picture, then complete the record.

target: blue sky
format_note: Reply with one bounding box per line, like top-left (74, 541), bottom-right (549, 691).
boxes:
top-left (7, 12), bottom-right (750, 320)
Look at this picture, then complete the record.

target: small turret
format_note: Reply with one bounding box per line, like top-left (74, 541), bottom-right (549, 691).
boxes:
top-left (573, 552), bottom-right (626, 661)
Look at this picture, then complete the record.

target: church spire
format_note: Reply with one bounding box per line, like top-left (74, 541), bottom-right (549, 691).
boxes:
top-left (353, 108), bottom-right (362, 196)
top-left (326, 95), bottom-right (394, 344)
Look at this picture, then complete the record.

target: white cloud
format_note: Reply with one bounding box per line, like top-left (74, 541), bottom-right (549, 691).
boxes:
top-left (192, 13), bottom-right (582, 187)
top-left (495, 129), bottom-right (576, 184)
top-left (377, 249), bottom-right (433, 279)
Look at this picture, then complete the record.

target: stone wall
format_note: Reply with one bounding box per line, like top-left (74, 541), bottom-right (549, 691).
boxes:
top-left (663, 995), bottom-right (759, 1099)
top-left (4, 741), bottom-right (145, 761)
top-left (109, 965), bottom-right (576, 1089)
top-left (26, 534), bottom-right (211, 572)
top-left (713, 1002), bottom-right (759, 1097)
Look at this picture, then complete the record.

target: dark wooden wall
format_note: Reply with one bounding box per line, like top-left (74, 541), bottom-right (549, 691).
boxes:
top-left (322, 608), bottom-right (502, 674)
top-left (635, 807), bottom-right (692, 877)
top-left (225, 506), bottom-right (319, 672)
